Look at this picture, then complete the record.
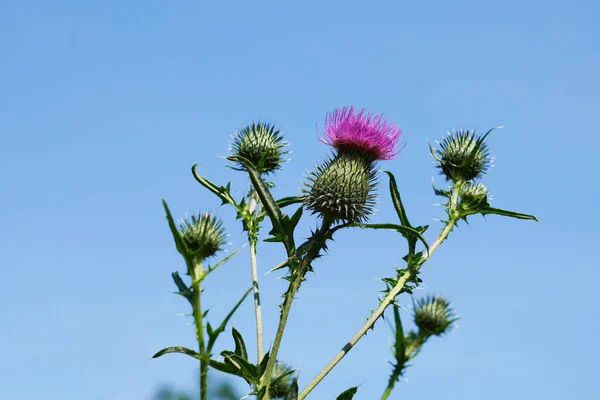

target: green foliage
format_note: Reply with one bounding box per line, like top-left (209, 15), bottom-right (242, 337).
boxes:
top-left (336, 387), bottom-right (358, 399)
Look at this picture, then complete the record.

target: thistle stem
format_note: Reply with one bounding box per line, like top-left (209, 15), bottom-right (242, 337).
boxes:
top-left (191, 265), bottom-right (208, 400)
top-left (261, 218), bottom-right (333, 400)
top-left (298, 218), bottom-right (457, 399)
top-left (250, 239), bottom-right (264, 363)
top-left (247, 190), bottom-right (265, 363)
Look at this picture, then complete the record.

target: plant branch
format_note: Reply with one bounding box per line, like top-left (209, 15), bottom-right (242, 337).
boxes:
top-left (298, 218), bottom-right (456, 399)
top-left (191, 264), bottom-right (208, 400)
top-left (261, 218), bottom-right (333, 400)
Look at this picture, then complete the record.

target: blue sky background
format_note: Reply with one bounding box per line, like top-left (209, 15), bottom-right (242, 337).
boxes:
top-left (1, 0), bottom-right (599, 399)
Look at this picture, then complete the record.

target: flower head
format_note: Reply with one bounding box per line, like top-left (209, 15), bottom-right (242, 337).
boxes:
top-left (303, 107), bottom-right (402, 223)
top-left (179, 212), bottom-right (227, 263)
top-left (432, 129), bottom-right (492, 182)
top-left (230, 122), bottom-right (288, 174)
top-left (303, 150), bottom-right (377, 223)
top-left (320, 106), bottom-right (403, 161)
top-left (459, 182), bottom-right (490, 212)
top-left (413, 296), bottom-right (458, 337)
top-left (268, 362), bottom-right (295, 399)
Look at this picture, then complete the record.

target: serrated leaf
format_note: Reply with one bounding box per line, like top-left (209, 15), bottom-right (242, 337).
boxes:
top-left (191, 165), bottom-right (237, 207)
top-left (479, 206), bottom-right (539, 222)
top-left (283, 379), bottom-right (298, 400)
top-left (171, 271), bottom-right (193, 305)
top-left (232, 327), bottom-right (248, 361)
top-left (227, 155), bottom-right (295, 255)
top-left (152, 346), bottom-right (202, 361)
top-left (336, 387), bottom-right (358, 399)
top-left (207, 287), bottom-right (252, 352)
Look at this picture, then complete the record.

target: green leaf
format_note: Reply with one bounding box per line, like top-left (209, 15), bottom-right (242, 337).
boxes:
top-left (257, 351), bottom-right (270, 378)
top-left (209, 359), bottom-right (242, 375)
top-left (191, 165), bottom-right (237, 207)
top-left (220, 350), bottom-right (258, 383)
top-left (207, 287), bottom-right (253, 352)
top-left (152, 346), bottom-right (202, 361)
top-left (162, 200), bottom-right (189, 260)
top-left (283, 379), bottom-right (298, 400)
top-left (271, 205), bottom-right (303, 244)
top-left (384, 171), bottom-right (412, 227)
top-left (336, 387), bottom-right (358, 399)
top-left (207, 245), bottom-right (244, 274)
top-left (349, 223), bottom-right (430, 256)
top-left (276, 196), bottom-right (305, 208)
top-left (171, 271), bottom-right (193, 305)
top-left (232, 327), bottom-right (248, 361)
top-left (480, 206), bottom-right (539, 222)
top-left (227, 155), bottom-right (295, 255)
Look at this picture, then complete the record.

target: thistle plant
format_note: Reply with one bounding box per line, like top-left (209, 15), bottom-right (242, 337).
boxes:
top-left (153, 106), bottom-right (537, 400)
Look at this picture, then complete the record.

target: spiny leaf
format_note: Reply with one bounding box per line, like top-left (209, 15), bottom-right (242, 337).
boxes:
top-left (227, 155), bottom-right (295, 255)
top-left (207, 245), bottom-right (244, 274)
top-left (336, 386), bottom-right (358, 399)
top-left (171, 271), bottom-right (193, 305)
top-left (207, 287), bottom-right (252, 351)
top-left (209, 359), bottom-right (243, 375)
top-left (480, 206), bottom-right (539, 222)
top-left (191, 165), bottom-right (237, 207)
top-left (348, 223), bottom-right (429, 256)
top-left (152, 346), bottom-right (202, 361)
top-left (384, 171), bottom-right (412, 227)
top-left (162, 200), bottom-right (189, 260)
top-left (276, 196), bottom-right (305, 208)
top-left (257, 351), bottom-right (270, 378)
top-left (220, 350), bottom-right (258, 384)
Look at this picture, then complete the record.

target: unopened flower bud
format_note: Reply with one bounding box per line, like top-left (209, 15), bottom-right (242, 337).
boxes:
top-left (459, 182), bottom-right (490, 211)
top-left (303, 106), bottom-right (403, 223)
top-left (230, 122), bottom-right (288, 174)
top-left (433, 129), bottom-right (491, 182)
top-left (179, 212), bottom-right (227, 262)
top-left (268, 362), bottom-right (294, 399)
top-left (413, 296), bottom-right (457, 337)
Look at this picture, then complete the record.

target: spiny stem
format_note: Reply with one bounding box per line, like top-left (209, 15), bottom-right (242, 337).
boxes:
top-left (262, 218), bottom-right (333, 400)
top-left (191, 264), bottom-right (208, 400)
top-left (298, 218), bottom-right (457, 399)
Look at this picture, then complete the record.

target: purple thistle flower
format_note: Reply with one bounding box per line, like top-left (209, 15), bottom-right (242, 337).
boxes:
top-left (319, 106), bottom-right (403, 160)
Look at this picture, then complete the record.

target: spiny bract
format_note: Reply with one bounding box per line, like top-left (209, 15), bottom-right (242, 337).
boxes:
top-left (230, 122), bottom-right (287, 174)
top-left (179, 212), bottom-right (227, 262)
top-left (434, 129), bottom-right (491, 182)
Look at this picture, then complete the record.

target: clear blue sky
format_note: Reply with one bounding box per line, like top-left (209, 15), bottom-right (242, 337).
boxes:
top-left (1, 0), bottom-right (598, 399)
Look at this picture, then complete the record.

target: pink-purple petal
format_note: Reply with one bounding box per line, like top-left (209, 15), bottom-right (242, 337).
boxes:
top-left (319, 106), bottom-right (402, 160)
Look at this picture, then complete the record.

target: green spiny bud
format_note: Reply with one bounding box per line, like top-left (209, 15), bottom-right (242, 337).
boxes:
top-left (459, 182), bottom-right (490, 212)
top-left (413, 296), bottom-right (458, 337)
top-left (179, 212), bottom-right (227, 263)
top-left (230, 122), bottom-right (288, 174)
top-left (302, 150), bottom-right (377, 223)
top-left (268, 362), bottom-right (295, 399)
top-left (432, 129), bottom-right (491, 182)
